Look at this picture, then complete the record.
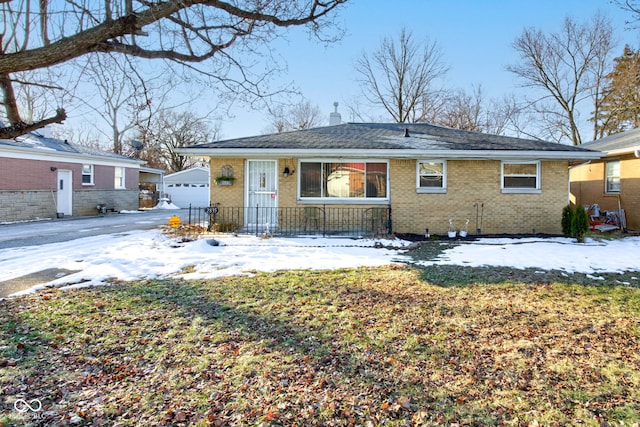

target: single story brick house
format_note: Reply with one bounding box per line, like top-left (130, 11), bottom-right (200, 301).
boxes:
top-left (570, 128), bottom-right (640, 231)
top-left (0, 128), bottom-right (144, 222)
top-left (178, 123), bottom-right (601, 236)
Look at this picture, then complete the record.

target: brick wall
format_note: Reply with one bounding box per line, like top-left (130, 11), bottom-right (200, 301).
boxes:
top-left (279, 158), bottom-right (298, 205)
top-left (0, 158), bottom-right (58, 190)
top-left (73, 189), bottom-right (139, 216)
top-left (0, 189), bottom-right (139, 221)
top-left (0, 190), bottom-right (57, 222)
top-left (390, 160), bottom-right (567, 235)
top-left (206, 157), bottom-right (569, 235)
top-left (209, 158), bottom-right (245, 206)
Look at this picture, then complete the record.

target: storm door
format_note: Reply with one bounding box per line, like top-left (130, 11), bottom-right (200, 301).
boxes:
top-left (245, 160), bottom-right (278, 230)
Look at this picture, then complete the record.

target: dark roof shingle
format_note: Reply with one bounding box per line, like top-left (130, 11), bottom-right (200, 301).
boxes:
top-left (192, 122), bottom-right (597, 153)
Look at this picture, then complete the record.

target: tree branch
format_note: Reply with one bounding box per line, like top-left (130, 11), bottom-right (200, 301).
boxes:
top-left (0, 0), bottom-right (346, 75)
top-left (0, 108), bottom-right (67, 139)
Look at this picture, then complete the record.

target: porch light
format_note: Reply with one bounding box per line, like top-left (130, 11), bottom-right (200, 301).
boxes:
top-left (283, 166), bottom-right (294, 177)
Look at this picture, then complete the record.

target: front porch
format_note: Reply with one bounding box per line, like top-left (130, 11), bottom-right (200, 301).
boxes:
top-left (185, 205), bottom-right (392, 237)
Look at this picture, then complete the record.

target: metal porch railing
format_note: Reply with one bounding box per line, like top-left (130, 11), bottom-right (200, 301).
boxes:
top-left (186, 204), bottom-right (392, 237)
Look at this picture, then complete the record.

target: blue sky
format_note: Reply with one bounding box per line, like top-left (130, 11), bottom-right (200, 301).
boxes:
top-left (217, 0), bottom-right (639, 140)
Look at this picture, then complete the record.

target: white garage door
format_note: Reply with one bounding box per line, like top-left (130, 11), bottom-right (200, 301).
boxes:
top-left (166, 183), bottom-right (210, 208)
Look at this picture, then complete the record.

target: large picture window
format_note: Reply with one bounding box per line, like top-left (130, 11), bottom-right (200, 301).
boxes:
top-left (605, 160), bottom-right (620, 193)
top-left (417, 160), bottom-right (446, 193)
top-left (299, 161), bottom-right (388, 200)
top-left (502, 161), bottom-right (540, 192)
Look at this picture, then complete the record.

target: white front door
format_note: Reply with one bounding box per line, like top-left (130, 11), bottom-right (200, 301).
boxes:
top-left (246, 160), bottom-right (278, 229)
top-left (56, 170), bottom-right (73, 216)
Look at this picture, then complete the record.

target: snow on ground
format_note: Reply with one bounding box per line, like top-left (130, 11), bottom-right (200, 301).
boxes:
top-left (1, 226), bottom-right (639, 298)
top-left (0, 231), bottom-right (412, 297)
top-left (417, 236), bottom-right (640, 274)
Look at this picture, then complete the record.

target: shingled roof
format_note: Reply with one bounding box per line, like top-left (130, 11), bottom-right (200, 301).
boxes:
top-left (180, 122), bottom-right (602, 161)
top-left (0, 129), bottom-right (143, 164)
top-left (580, 127), bottom-right (640, 155)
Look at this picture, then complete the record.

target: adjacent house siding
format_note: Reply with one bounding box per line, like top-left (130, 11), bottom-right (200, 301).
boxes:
top-left (571, 154), bottom-right (640, 231)
top-left (0, 158), bottom-right (57, 190)
top-left (0, 157), bottom-right (141, 221)
top-left (0, 190), bottom-right (56, 222)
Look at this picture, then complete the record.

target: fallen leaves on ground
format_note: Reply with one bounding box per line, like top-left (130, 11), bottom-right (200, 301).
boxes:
top-left (1, 265), bottom-right (639, 426)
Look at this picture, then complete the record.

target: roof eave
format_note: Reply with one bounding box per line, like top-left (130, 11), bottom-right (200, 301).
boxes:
top-left (603, 146), bottom-right (640, 156)
top-left (177, 147), bottom-right (604, 161)
top-left (0, 144), bottom-right (145, 165)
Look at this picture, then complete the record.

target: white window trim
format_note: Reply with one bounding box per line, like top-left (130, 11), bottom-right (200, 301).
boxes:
top-left (114, 167), bottom-right (126, 189)
top-left (416, 159), bottom-right (447, 194)
top-left (501, 160), bottom-right (541, 194)
top-left (81, 164), bottom-right (94, 186)
top-left (605, 160), bottom-right (621, 194)
top-left (297, 159), bottom-right (390, 204)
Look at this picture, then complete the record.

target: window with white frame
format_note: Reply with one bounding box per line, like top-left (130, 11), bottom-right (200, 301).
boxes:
top-left (605, 160), bottom-right (620, 193)
top-left (417, 160), bottom-right (446, 193)
top-left (82, 164), bottom-right (94, 185)
top-left (114, 167), bottom-right (125, 189)
top-left (502, 161), bottom-right (540, 192)
top-left (299, 161), bottom-right (388, 200)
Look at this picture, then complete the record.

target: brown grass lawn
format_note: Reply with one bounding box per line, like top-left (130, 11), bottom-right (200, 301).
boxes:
top-left (1, 243), bottom-right (640, 426)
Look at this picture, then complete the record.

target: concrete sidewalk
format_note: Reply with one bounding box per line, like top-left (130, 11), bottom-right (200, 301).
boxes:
top-left (0, 268), bottom-right (79, 298)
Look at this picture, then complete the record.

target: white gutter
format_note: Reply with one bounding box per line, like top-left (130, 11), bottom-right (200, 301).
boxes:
top-left (601, 145), bottom-right (640, 156)
top-left (1, 145), bottom-right (144, 166)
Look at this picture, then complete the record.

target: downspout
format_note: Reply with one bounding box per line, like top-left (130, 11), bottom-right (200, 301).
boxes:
top-left (568, 161), bottom-right (591, 206)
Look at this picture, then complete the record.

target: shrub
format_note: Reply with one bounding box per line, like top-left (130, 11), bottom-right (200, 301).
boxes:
top-left (571, 205), bottom-right (590, 243)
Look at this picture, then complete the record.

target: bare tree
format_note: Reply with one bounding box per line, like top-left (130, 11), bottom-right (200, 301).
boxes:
top-left (507, 14), bottom-right (614, 145)
top-left (72, 54), bottom-right (153, 154)
top-left (614, 1), bottom-right (640, 25)
top-left (436, 86), bottom-right (520, 136)
top-left (354, 27), bottom-right (449, 123)
top-left (52, 123), bottom-right (106, 151)
top-left (0, 0), bottom-right (348, 139)
top-left (138, 110), bottom-right (220, 172)
top-left (3, 68), bottom-right (65, 125)
top-left (266, 100), bottom-right (324, 133)
top-left (438, 88), bottom-right (483, 132)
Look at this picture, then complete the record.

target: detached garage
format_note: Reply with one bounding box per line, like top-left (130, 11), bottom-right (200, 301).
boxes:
top-left (163, 167), bottom-right (210, 208)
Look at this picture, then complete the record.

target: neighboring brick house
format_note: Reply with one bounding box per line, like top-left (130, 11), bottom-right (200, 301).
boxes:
top-left (0, 128), bottom-right (144, 222)
top-left (178, 123), bottom-right (601, 236)
top-left (570, 128), bottom-right (640, 231)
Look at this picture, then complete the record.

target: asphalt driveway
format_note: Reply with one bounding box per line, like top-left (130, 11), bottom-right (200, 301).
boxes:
top-left (0, 209), bottom-right (190, 297)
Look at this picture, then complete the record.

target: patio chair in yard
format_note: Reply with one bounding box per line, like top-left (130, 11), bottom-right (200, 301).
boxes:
top-left (362, 207), bottom-right (386, 234)
top-left (303, 206), bottom-right (324, 232)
